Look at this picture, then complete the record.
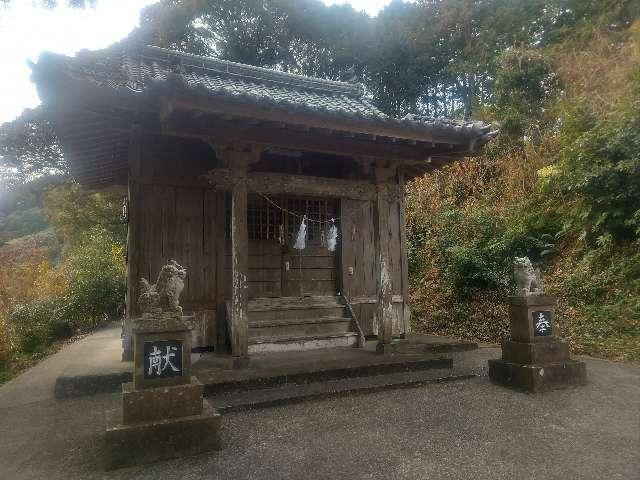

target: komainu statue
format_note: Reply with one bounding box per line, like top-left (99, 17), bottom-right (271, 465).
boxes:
top-left (513, 256), bottom-right (543, 296)
top-left (138, 260), bottom-right (187, 316)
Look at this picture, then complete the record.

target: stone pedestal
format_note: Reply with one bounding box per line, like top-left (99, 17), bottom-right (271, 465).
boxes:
top-left (489, 296), bottom-right (587, 392)
top-left (105, 315), bottom-right (221, 470)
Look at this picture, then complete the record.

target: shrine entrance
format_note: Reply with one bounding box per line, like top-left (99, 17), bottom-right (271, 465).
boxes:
top-left (245, 194), bottom-right (339, 299)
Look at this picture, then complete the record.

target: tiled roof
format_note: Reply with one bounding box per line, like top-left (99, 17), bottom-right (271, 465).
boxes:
top-left (32, 45), bottom-right (497, 146)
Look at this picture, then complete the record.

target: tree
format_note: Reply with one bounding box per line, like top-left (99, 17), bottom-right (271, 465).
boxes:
top-left (135, 0), bottom-right (371, 78)
top-left (0, 107), bottom-right (67, 191)
top-left (492, 48), bottom-right (558, 140)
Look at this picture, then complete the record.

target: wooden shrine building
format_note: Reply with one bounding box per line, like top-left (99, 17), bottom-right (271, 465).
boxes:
top-left (31, 45), bottom-right (496, 359)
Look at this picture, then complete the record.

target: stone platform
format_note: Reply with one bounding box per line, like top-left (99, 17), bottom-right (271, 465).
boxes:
top-left (55, 328), bottom-right (474, 399)
top-left (193, 339), bottom-right (459, 395)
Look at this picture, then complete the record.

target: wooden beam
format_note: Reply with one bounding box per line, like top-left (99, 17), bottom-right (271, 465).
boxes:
top-left (160, 110), bottom-right (467, 163)
top-left (168, 94), bottom-right (476, 145)
top-left (204, 168), bottom-right (384, 201)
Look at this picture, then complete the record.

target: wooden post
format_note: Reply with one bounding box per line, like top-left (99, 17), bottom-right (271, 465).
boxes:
top-left (398, 167), bottom-right (411, 335)
top-left (230, 165), bottom-right (249, 357)
top-left (123, 125), bottom-right (142, 361)
top-left (216, 144), bottom-right (262, 359)
top-left (374, 166), bottom-right (395, 353)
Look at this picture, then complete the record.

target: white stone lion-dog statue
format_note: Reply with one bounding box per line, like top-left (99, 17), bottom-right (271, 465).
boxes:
top-left (513, 256), bottom-right (543, 296)
top-left (138, 260), bottom-right (187, 315)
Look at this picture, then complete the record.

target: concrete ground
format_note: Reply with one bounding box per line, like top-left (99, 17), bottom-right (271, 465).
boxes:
top-left (0, 328), bottom-right (638, 479)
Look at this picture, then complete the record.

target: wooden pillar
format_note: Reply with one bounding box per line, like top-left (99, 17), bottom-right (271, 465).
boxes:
top-left (230, 165), bottom-right (249, 357)
top-left (398, 167), bottom-right (411, 335)
top-left (216, 145), bottom-right (261, 358)
top-left (123, 125), bottom-right (142, 361)
top-left (374, 166), bottom-right (395, 352)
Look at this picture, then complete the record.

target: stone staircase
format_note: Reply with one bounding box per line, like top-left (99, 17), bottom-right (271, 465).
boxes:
top-left (247, 296), bottom-right (363, 353)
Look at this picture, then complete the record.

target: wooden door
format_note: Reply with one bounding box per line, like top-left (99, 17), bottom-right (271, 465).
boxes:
top-left (243, 195), bottom-right (339, 298)
top-left (281, 197), bottom-right (338, 297)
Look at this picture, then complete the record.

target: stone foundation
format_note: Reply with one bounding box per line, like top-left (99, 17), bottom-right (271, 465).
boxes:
top-left (105, 399), bottom-right (221, 470)
top-left (488, 358), bottom-right (587, 392)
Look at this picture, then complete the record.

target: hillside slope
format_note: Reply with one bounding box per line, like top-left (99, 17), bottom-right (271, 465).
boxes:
top-left (407, 22), bottom-right (640, 362)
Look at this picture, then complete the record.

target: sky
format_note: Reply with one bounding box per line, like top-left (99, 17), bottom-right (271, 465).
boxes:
top-left (0, 0), bottom-right (395, 125)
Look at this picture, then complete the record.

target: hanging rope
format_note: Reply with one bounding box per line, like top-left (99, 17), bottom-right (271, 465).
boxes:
top-left (255, 191), bottom-right (371, 224)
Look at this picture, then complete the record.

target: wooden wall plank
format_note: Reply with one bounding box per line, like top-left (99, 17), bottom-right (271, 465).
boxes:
top-left (340, 198), bottom-right (377, 334)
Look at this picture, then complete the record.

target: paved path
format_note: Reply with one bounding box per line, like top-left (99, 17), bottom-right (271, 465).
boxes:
top-left (0, 322), bottom-right (126, 409)
top-left (0, 327), bottom-right (638, 479)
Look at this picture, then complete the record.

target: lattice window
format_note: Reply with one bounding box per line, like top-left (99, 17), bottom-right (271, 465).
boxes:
top-left (284, 197), bottom-right (338, 244)
top-left (247, 195), bottom-right (282, 241)
top-left (226, 194), bottom-right (337, 244)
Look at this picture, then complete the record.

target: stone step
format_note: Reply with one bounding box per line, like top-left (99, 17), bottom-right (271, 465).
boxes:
top-left (385, 339), bottom-right (478, 355)
top-left (248, 296), bottom-right (343, 311)
top-left (248, 332), bottom-right (359, 354)
top-left (198, 354), bottom-right (454, 395)
top-left (249, 317), bottom-right (353, 338)
top-left (249, 315), bottom-right (351, 328)
top-left (248, 306), bottom-right (347, 322)
top-left (208, 368), bottom-right (472, 413)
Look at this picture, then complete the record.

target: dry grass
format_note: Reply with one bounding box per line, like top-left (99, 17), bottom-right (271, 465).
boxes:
top-left (552, 20), bottom-right (640, 119)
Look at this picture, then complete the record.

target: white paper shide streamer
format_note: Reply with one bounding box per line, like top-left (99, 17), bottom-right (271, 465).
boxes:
top-left (293, 215), bottom-right (308, 250)
top-left (326, 219), bottom-right (338, 252)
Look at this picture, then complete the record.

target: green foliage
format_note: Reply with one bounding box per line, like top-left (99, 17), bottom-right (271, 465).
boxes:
top-left (5, 227), bottom-right (125, 354)
top-left (7, 298), bottom-right (70, 353)
top-left (493, 48), bottom-right (559, 140)
top-left (0, 180), bottom-right (126, 380)
top-left (549, 75), bottom-right (640, 244)
top-left (62, 227), bottom-right (126, 328)
top-left (43, 183), bottom-right (126, 247)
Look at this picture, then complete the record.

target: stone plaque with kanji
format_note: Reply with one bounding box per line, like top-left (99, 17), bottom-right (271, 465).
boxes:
top-left (532, 310), bottom-right (552, 337)
top-left (143, 340), bottom-right (183, 379)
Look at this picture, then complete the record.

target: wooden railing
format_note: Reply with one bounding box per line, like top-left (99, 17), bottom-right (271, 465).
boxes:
top-left (341, 295), bottom-right (366, 348)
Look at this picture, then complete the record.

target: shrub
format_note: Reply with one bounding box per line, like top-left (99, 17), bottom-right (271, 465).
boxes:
top-left (6, 298), bottom-right (70, 353)
top-left (3, 227), bottom-right (126, 356)
top-left (61, 227), bottom-right (126, 330)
